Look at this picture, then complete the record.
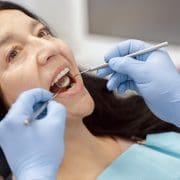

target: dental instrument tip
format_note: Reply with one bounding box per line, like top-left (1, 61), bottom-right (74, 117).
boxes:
top-left (74, 69), bottom-right (90, 77)
top-left (74, 73), bottom-right (80, 78)
top-left (80, 69), bottom-right (90, 74)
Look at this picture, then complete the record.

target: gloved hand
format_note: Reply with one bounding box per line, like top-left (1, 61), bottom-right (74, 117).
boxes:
top-left (97, 39), bottom-right (180, 127)
top-left (0, 88), bottom-right (66, 180)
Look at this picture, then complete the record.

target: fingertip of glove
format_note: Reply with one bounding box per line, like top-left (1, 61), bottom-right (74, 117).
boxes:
top-left (109, 58), bottom-right (121, 70)
top-left (109, 58), bottom-right (117, 66)
top-left (96, 69), bottom-right (106, 77)
top-left (118, 84), bottom-right (126, 94)
top-left (104, 54), bottom-right (110, 62)
top-left (106, 81), bottom-right (113, 91)
top-left (109, 57), bottom-right (124, 65)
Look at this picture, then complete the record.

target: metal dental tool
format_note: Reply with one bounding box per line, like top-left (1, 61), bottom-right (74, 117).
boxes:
top-left (74, 41), bottom-right (168, 77)
top-left (23, 90), bottom-right (61, 126)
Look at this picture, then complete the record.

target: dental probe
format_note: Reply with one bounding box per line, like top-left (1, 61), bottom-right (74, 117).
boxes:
top-left (75, 41), bottom-right (168, 76)
top-left (23, 90), bottom-right (60, 126)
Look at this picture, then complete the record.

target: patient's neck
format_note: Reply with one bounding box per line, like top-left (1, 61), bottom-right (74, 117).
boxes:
top-left (58, 116), bottom-right (134, 179)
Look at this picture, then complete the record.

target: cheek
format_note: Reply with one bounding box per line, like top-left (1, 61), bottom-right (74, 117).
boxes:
top-left (56, 40), bottom-right (78, 68)
top-left (1, 72), bottom-right (38, 106)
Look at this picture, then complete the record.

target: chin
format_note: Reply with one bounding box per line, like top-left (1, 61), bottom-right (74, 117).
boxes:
top-left (57, 88), bottom-right (95, 120)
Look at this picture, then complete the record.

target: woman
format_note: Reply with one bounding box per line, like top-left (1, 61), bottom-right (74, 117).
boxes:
top-left (0, 1), bottom-right (179, 179)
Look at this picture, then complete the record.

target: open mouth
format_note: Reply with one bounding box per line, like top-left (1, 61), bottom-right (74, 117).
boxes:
top-left (50, 67), bottom-right (76, 94)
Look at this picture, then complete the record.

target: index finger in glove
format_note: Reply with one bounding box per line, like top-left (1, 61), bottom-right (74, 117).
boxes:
top-left (41, 100), bottom-right (66, 131)
top-left (104, 39), bottom-right (151, 62)
top-left (96, 66), bottom-right (114, 77)
top-left (108, 56), bottom-right (147, 83)
top-left (9, 88), bottom-right (52, 116)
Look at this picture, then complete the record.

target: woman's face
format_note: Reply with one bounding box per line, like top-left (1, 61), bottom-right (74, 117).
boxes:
top-left (0, 10), bottom-right (94, 119)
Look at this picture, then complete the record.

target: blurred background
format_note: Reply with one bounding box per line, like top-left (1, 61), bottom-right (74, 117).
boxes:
top-left (8, 0), bottom-right (180, 69)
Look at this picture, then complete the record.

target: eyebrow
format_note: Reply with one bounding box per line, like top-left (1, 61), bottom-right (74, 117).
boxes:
top-left (0, 20), bottom-right (41, 47)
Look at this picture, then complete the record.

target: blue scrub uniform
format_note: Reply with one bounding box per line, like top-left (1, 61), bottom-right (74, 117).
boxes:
top-left (97, 132), bottom-right (180, 180)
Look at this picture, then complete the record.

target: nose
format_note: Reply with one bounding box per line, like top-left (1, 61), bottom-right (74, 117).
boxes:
top-left (28, 36), bottom-right (60, 65)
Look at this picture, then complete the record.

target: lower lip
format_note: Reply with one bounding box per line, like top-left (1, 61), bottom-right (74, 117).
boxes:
top-left (55, 76), bottom-right (84, 98)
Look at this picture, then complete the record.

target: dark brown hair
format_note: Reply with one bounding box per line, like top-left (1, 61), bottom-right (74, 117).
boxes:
top-left (82, 74), bottom-right (180, 139)
top-left (0, 1), bottom-right (179, 178)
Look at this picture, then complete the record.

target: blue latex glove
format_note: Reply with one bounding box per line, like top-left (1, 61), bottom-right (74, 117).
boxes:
top-left (0, 88), bottom-right (66, 180)
top-left (97, 39), bottom-right (180, 127)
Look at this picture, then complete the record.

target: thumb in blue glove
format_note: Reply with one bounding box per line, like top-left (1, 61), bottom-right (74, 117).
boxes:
top-left (0, 88), bottom-right (66, 180)
top-left (97, 39), bottom-right (180, 127)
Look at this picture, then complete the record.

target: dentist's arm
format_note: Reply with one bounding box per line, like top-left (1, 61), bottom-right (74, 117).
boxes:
top-left (0, 88), bottom-right (66, 180)
top-left (97, 39), bottom-right (180, 127)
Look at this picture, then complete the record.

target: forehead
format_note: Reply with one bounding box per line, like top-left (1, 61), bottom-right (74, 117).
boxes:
top-left (0, 9), bottom-right (38, 35)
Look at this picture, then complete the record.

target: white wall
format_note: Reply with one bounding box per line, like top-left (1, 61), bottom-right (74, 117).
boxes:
top-left (11, 0), bottom-right (86, 52)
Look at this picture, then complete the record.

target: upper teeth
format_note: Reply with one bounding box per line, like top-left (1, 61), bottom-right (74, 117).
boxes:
top-left (51, 67), bottom-right (70, 86)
